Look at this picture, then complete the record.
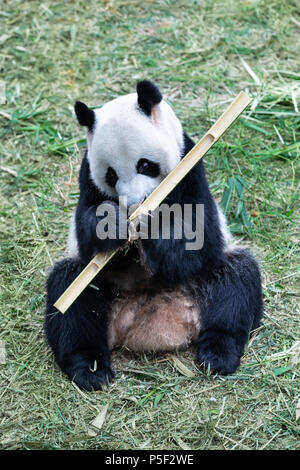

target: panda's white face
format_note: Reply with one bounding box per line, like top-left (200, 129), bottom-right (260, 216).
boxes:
top-left (86, 93), bottom-right (184, 206)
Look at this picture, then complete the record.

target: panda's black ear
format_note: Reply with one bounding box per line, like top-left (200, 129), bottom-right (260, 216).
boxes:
top-left (74, 101), bottom-right (95, 132)
top-left (136, 80), bottom-right (162, 116)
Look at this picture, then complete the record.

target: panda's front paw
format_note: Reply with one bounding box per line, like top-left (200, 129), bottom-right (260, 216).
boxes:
top-left (67, 364), bottom-right (115, 391)
top-left (197, 329), bottom-right (242, 375)
top-left (95, 200), bottom-right (128, 250)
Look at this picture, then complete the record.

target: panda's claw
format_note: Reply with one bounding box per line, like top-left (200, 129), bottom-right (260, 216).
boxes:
top-left (197, 329), bottom-right (242, 376)
top-left (71, 366), bottom-right (115, 391)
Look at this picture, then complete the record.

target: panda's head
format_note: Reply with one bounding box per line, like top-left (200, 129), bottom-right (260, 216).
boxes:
top-left (75, 80), bottom-right (184, 206)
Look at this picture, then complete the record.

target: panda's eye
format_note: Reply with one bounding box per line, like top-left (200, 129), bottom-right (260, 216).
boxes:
top-left (137, 158), bottom-right (160, 178)
top-left (105, 166), bottom-right (118, 188)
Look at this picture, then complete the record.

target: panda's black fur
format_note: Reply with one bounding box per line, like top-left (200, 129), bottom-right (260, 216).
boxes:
top-left (45, 81), bottom-right (263, 391)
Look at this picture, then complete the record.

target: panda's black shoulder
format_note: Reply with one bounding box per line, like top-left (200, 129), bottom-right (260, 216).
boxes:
top-left (172, 131), bottom-right (215, 208)
top-left (182, 131), bottom-right (195, 155)
top-left (78, 150), bottom-right (105, 207)
top-left (175, 131), bottom-right (226, 265)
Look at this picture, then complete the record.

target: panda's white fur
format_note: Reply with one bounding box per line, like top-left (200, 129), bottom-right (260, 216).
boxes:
top-left (67, 212), bottom-right (79, 258)
top-left (87, 93), bottom-right (184, 206)
top-left (216, 204), bottom-right (233, 245)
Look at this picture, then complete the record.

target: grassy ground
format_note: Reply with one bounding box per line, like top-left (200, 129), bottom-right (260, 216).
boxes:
top-left (0, 0), bottom-right (299, 450)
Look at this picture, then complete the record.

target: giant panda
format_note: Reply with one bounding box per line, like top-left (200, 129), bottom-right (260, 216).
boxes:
top-left (45, 80), bottom-right (263, 391)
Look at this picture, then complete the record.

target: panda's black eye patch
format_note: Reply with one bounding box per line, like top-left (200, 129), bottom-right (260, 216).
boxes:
top-left (105, 166), bottom-right (118, 188)
top-left (136, 158), bottom-right (160, 178)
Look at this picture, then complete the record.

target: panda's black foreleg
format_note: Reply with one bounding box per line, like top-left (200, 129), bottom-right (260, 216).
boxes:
top-left (45, 257), bottom-right (114, 391)
top-left (196, 247), bottom-right (263, 375)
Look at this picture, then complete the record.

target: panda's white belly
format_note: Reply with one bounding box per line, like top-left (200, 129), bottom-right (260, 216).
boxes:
top-left (107, 286), bottom-right (200, 352)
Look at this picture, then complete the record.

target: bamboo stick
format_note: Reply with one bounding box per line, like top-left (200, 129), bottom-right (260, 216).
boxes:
top-left (54, 91), bottom-right (251, 313)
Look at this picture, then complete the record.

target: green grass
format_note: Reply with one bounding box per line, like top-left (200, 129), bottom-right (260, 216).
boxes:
top-left (0, 0), bottom-right (299, 450)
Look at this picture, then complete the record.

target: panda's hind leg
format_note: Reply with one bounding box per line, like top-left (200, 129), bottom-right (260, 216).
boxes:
top-left (196, 247), bottom-right (263, 375)
top-left (45, 257), bottom-right (114, 391)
